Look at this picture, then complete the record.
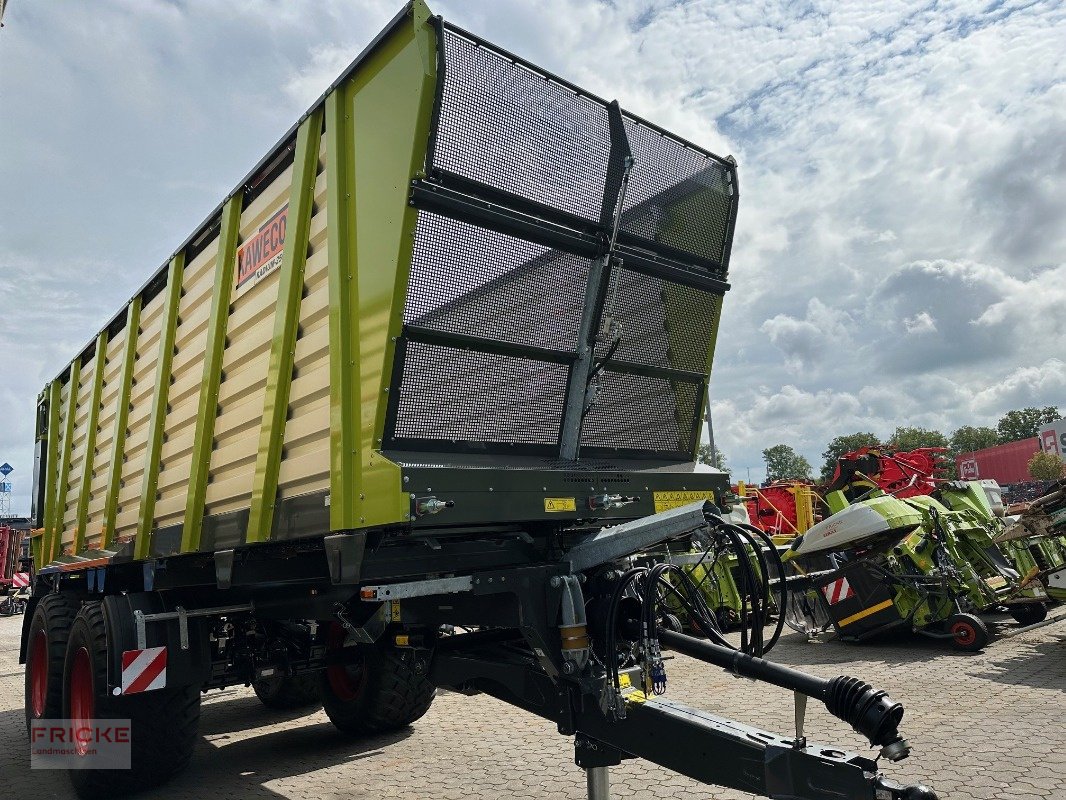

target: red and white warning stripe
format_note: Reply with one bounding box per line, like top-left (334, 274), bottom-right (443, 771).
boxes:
top-left (11, 572), bottom-right (30, 588)
top-left (822, 577), bottom-right (855, 605)
top-left (120, 646), bottom-right (167, 695)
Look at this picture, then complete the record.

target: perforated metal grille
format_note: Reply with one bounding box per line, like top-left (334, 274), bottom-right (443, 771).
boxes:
top-left (618, 118), bottom-right (734, 268)
top-left (434, 29), bottom-right (611, 222)
top-left (581, 370), bottom-right (701, 453)
top-left (405, 213), bottom-right (590, 352)
top-left (391, 342), bottom-right (568, 446)
top-left (598, 269), bottom-right (720, 373)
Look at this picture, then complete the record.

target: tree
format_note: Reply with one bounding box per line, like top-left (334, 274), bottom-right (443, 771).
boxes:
top-left (1028, 451), bottom-right (1065, 480)
top-left (696, 444), bottom-right (729, 473)
top-left (762, 444), bottom-right (812, 482)
top-left (997, 407), bottom-right (1061, 443)
top-left (819, 432), bottom-right (881, 481)
top-left (886, 426), bottom-right (948, 453)
top-left (949, 426), bottom-right (998, 456)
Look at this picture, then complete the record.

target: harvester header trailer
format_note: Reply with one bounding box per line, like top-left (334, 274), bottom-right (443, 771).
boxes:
top-left (23, 3), bottom-right (937, 798)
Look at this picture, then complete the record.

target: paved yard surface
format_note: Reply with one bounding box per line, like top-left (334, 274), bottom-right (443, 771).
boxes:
top-left (1, 610), bottom-right (1063, 799)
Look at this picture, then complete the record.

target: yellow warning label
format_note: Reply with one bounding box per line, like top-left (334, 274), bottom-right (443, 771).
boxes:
top-left (544, 497), bottom-right (577, 512)
top-left (389, 601), bottom-right (401, 622)
top-left (652, 490), bottom-right (716, 513)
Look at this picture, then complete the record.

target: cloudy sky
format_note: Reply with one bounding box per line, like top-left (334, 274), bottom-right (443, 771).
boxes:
top-left (1, 0), bottom-right (1063, 511)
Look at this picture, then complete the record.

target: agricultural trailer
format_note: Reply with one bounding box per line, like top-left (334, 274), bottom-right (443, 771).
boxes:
top-left (21, 4), bottom-right (938, 799)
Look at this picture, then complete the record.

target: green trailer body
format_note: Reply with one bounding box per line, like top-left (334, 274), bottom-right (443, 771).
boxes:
top-left (18, 5), bottom-right (940, 800)
top-left (30, 3), bottom-right (736, 570)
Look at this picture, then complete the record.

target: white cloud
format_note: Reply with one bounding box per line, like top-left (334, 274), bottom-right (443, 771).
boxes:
top-left (760, 299), bottom-right (854, 373)
top-left (903, 311), bottom-right (937, 335)
top-left (971, 359), bottom-right (1066, 416)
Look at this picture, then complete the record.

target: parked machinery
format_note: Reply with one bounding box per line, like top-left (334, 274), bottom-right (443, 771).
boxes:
top-left (783, 468), bottom-right (1049, 649)
top-left (996, 479), bottom-right (1066, 602)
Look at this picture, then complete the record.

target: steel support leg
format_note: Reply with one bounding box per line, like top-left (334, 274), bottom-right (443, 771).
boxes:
top-left (586, 766), bottom-right (610, 800)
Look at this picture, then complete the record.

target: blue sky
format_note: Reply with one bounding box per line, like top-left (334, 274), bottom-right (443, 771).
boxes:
top-left (1, 0), bottom-right (1064, 512)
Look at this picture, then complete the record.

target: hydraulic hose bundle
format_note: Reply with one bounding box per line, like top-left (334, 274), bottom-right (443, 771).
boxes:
top-left (601, 510), bottom-right (911, 762)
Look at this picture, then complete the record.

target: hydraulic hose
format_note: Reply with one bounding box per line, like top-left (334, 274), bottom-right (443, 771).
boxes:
top-left (657, 628), bottom-right (908, 760)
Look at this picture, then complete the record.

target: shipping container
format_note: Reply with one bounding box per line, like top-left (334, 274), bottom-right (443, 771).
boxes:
top-left (956, 438), bottom-right (1040, 485)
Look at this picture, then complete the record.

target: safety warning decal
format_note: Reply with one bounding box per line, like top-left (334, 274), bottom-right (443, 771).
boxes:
top-left (652, 491), bottom-right (715, 514)
top-left (544, 497), bottom-right (577, 512)
top-left (120, 646), bottom-right (167, 695)
top-left (822, 577), bottom-right (855, 605)
top-left (236, 205), bottom-right (288, 292)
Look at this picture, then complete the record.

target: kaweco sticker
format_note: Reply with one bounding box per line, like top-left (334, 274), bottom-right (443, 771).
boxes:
top-left (236, 205), bottom-right (287, 291)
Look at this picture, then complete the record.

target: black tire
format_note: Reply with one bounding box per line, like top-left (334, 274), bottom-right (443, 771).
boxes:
top-left (320, 628), bottom-right (435, 736)
top-left (947, 613), bottom-right (989, 652)
top-left (1008, 603), bottom-right (1048, 627)
top-left (253, 673), bottom-right (322, 710)
top-left (63, 602), bottom-right (201, 799)
top-left (24, 592), bottom-right (80, 730)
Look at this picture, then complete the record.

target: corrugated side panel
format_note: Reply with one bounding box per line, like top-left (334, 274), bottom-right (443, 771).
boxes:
top-left (84, 328), bottom-right (130, 545)
top-left (50, 378), bottom-right (71, 542)
top-left (206, 138), bottom-right (330, 522)
top-left (59, 347), bottom-right (100, 548)
top-left (278, 151), bottom-right (331, 502)
top-left (113, 289), bottom-right (167, 539)
top-left (154, 236), bottom-right (221, 529)
top-left (204, 170), bottom-right (288, 518)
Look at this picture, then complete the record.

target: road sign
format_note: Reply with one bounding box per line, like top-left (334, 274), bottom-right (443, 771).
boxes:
top-left (0, 463), bottom-right (12, 477)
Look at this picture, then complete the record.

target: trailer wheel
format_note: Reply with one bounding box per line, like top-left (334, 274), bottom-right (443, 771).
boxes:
top-left (253, 673), bottom-right (322, 710)
top-left (24, 592), bottom-right (80, 730)
top-left (1008, 603), bottom-right (1048, 627)
top-left (320, 626), bottom-right (435, 735)
top-left (63, 603), bottom-right (201, 799)
top-left (947, 613), bottom-right (989, 652)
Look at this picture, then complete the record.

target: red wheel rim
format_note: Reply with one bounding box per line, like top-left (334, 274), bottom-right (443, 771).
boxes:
top-left (952, 622), bottom-right (974, 645)
top-left (69, 647), bottom-right (94, 757)
top-left (30, 630), bottom-right (48, 718)
top-left (326, 623), bottom-right (366, 701)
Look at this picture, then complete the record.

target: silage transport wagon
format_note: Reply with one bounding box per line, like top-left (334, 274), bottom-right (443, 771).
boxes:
top-left (22, 4), bottom-right (939, 799)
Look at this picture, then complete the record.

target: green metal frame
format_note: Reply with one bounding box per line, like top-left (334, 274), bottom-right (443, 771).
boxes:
top-left (348, 5), bottom-right (437, 528)
top-left (325, 89), bottom-right (361, 531)
top-left (134, 254), bottom-right (186, 559)
top-left (47, 359), bottom-right (81, 562)
top-left (101, 298), bottom-right (142, 549)
top-left (182, 193), bottom-right (245, 552)
top-left (73, 330), bottom-right (108, 553)
top-left (37, 380), bottom-right (62, 568)
top-left (246, 109), bottom-right (323, 544)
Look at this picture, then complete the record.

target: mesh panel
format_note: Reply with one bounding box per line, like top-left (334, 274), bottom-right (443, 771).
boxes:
top-left (392, 342), bottom-right (567, 446)
top-left (581, 370), bottom-right (700, 453)
top-left (434, 29), bottom-right (611, 222)
top-left (618, 117), bottom-right (734, 267)
top-left (598, 269), bottom-right (719, 373)
top-left (405, 213), bottom-right (590, 352)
